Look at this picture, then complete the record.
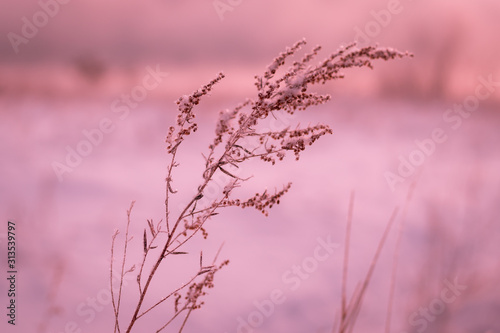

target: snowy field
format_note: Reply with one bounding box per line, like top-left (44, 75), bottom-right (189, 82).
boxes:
top-left (1, 92), bottom-right (499, 333)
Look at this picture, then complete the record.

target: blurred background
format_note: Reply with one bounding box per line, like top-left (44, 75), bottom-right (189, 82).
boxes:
top-left (1, 0), bottom-right (499, 332)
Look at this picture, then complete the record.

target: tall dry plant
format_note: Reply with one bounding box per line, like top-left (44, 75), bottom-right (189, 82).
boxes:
top-left (110, 39), bottom-right (412, 333)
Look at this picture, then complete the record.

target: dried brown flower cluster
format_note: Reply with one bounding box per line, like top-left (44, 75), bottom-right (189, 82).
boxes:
top-left (111, 39), bottom-right (411, 333)
top-left (220, 182), bottom-right (292, 216)
top-left (166, 73), bottom-right (225, 154)
top-left (174, 259), bottom-right (230, 313)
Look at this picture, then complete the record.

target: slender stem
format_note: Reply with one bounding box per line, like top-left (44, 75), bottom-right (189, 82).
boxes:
top-left (110, 230), bottom-right (121, 333)
top-left (385, 179), bottom-right (418, 333)
top-left (178, 308), bottom-right (194, 333)
top-left (340, 191), bottom-right (355, 326)
top-left (113, 201), bottom-right (134, 333)
top-left (339, 207), bottom-right (399, 333)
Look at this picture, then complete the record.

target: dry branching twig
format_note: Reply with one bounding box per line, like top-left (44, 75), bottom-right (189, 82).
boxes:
top-left (110, 39), bottom-right (412, 332)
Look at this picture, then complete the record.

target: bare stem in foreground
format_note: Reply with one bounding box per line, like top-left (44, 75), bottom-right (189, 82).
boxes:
top-left (111, 39), bottom-right (412, 332)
